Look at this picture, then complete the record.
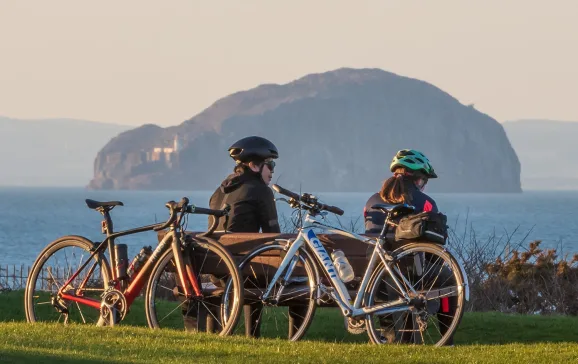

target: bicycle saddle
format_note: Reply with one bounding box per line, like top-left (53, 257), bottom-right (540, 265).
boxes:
top-left (371, 203), bottom-right (415, 217)
top-left (85, 199), bottom-right (124, 210)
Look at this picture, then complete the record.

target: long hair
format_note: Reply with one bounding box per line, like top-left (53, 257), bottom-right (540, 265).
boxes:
top-left (379, 168), bottom-right (421, 204)
top-left (233, 158), bottom-right (265, 175)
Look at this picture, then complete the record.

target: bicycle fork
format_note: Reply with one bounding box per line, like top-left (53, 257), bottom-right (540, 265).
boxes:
top-left (171, 232), bottom-right (203, 298)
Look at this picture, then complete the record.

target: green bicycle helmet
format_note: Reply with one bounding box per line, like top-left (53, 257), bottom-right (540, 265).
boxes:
top-left (390, 149), bottom-right (438, 178)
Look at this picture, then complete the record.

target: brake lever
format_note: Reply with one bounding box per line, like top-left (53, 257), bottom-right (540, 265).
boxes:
top-left (274, 197), bottom-right (290, 204)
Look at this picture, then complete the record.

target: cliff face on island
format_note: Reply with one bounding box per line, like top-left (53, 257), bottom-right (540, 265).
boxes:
top-left (88, 68), bottom-right (521, 193)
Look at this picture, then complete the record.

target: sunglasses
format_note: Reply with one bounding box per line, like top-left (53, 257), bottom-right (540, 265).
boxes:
top-left (263, 160), bottom-right (276, 172)
top-left (416, 178), bottom-right (428, 190)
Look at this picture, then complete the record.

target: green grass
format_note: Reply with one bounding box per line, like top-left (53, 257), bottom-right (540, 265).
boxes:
top-left (2, 290), bottom-right (578, 363)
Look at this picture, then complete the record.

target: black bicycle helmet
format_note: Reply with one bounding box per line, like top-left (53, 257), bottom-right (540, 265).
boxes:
top-left (228, 136), bottom-right (279, 162)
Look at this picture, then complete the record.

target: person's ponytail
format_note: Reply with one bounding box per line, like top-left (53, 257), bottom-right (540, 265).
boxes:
top-left (379, 168), bottom-right (414, 204)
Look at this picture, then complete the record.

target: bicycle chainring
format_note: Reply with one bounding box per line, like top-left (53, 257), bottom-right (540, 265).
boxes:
top-left (100, 289), bottom-right (128, 325)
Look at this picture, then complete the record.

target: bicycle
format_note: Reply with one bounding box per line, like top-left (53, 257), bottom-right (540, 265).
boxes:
top-left (25, 197), bottom-right (243, 336)
top-left (224, 184), bottom-right (468, 345)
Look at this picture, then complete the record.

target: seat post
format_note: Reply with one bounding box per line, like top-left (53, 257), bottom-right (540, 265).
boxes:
top-left (379, 215), bottom-right (391, 240)
top-left (98, 208), bottom-right (115, 236)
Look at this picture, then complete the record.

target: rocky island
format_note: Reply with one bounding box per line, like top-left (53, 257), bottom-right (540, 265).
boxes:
top-left (88, 68), bottom-right (521, 193)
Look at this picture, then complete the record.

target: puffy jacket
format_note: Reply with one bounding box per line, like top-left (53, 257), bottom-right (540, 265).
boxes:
top-left (209, 168), bottom-right (280, 233)
top-left (364, 183), bottom-right (438, 234)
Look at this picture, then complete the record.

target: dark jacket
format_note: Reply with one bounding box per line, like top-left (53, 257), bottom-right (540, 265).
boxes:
top-left (209, 168), bottom-right (280, 233)
top-left (364, 184), bottom-right (438, 234)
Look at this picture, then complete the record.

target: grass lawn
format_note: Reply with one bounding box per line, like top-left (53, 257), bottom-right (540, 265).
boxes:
top-left (2, 290), bottom-right (578, 363)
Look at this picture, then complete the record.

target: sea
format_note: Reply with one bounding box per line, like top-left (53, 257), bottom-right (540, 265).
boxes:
top-left (1, 187), bottom-right (578, 267)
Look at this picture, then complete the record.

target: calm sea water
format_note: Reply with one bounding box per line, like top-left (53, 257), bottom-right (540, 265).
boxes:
top-left (1, 187), bottom-right (578, 266)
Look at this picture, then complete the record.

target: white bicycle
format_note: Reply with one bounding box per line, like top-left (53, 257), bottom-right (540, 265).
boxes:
top-left (225, 184), bottom-right (469, 345)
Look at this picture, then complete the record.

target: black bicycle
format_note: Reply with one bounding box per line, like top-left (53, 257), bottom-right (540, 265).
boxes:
top-left (25, 197), bottom-right (244, 335)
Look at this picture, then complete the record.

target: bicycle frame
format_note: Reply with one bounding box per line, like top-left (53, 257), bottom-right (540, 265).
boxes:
top-left (57, 212), bottom-right (202, 312)
top-left (261, 213), bottom-right (469, 319)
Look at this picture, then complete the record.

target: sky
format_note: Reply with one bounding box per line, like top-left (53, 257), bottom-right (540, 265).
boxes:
top-left (1, 0), bottom-right (577, 127)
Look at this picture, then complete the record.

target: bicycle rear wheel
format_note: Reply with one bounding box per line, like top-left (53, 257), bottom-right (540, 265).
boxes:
top-left (145, 237), bottom-right (243, 336)
top-left (364, 243), bottom-right (466, 346)
top-left (226, 242), bottom-right (318, 341)
top-left (25, 236), bottom-right (111, 325)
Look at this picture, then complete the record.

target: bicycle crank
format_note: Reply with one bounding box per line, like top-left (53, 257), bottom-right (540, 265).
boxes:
top-left (100, 289), bottom-right (128, 326)
top-left (344, 317), bottom-right (366, 335)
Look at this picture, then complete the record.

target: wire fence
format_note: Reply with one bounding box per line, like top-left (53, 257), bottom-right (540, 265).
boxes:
top-left (0, 264), bottom-right (79, 291)
top-left (0, 264), bottom-right (29, 291)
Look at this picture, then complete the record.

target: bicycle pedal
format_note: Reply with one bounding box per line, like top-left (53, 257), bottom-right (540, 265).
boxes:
top-left (345, 317), bottom-right (366, 335)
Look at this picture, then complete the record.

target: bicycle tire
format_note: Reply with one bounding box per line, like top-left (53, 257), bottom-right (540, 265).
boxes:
top-left (144, 237), bottom-right (243, 336)
top-left (25, 235), bottom-right (111, 325)
top-left (227, 242), bottom-right (318, 341)
top-left (364, 242), bottom-right (466, 346)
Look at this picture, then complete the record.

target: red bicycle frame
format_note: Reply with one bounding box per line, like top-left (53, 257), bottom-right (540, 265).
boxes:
top-left (58, 209), bottom-right (203, 311)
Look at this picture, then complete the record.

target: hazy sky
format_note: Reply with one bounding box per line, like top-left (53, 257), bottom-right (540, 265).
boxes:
top-left (1, 1), bottom-right (577, 127)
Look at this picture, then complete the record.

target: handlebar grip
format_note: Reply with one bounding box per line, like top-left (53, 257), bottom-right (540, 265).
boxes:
top-left (153, 199), bottom-right (183, 231)
top-left (153, 208), bottom-right (177, 231)
top-left (271, 184), bottom-right (300, 200)
top-left (178, 197), bottom-right (189, 209)
top-left (320, 204), bottom-right (344, 216)
top-left (187, 205), bottom-right (228, 217)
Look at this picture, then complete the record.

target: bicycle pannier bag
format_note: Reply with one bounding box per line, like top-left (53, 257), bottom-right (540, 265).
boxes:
top-left (394, 211), bottom-right (448, 244)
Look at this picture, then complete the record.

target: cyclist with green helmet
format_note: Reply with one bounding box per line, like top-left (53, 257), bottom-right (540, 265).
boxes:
top-left (364, 149), bottom-right (438, 233)
top-left (363, 149), bottom-right (456, 346)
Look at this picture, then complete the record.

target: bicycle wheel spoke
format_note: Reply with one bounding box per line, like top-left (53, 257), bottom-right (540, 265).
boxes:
top-left (200, 301), bottom-right (223, 327)
top-left (76, 301), bottom-right (88, 324)
top-left (159, 300), bottom-right (188, 323)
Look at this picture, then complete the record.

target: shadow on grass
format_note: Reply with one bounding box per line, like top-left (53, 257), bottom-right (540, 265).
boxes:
top-left (0, 351), bottom-right (113, 364)
top-left (275, 308), bottom-right (578, 346)
top-left (6, 290), bottom-right (578, 346)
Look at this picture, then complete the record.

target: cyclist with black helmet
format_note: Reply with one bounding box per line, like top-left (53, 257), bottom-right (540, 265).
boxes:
top-left (185, 136), bottom-right (281, 333)
top-left (363, 149), bottom-right (455, 346)
top-left (207, 136), bottom-right (298, 337)
top-left (209, 136), bottom-right (281, 233)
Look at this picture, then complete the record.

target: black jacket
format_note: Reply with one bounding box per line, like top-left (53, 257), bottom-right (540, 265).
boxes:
top-left (364, 184), bottom-right (438, 234)
top-left (209, 169), bottom-right (280, 233)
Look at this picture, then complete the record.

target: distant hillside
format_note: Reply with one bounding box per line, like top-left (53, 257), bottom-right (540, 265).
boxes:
top-left (0, 117), bottom-right (131, 186)
top-left (503, 119), bottom-right (578, 190)
top-left (88, 68), bottom-right (521, 193)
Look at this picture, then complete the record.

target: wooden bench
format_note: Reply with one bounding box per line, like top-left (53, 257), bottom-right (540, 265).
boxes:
top-left (156, 231), bottom-right (405, 303)
top-left (154, 231), bottom-right (429, 335)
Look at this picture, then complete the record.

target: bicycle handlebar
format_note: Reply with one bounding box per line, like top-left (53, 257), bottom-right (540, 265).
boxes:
top-left (198, 204), bottom-right (231, 237)
top-left (186, 205), bottom-right (228, 217)
top-left (271, 184), bottom-right (344, 216)
top-left (271, 184), bottom-right (300, 200)
top-left (153, 198), bottom-right (230, 232)
top-left (317, 202), bottom-right (345, 216)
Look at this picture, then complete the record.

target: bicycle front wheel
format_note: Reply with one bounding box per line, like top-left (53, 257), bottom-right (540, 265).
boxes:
top-left (364, 243), bottom-right (466, 346)
top-left (227, 242), bottom-right (318, 341)
top-left (25, 236), bottom-right (111, 325)
top-left (145, 237), bottom-right (243, 336)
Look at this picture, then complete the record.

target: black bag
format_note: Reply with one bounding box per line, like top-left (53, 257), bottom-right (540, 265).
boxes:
top-left (394, 211), bottom-right (448, 244)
